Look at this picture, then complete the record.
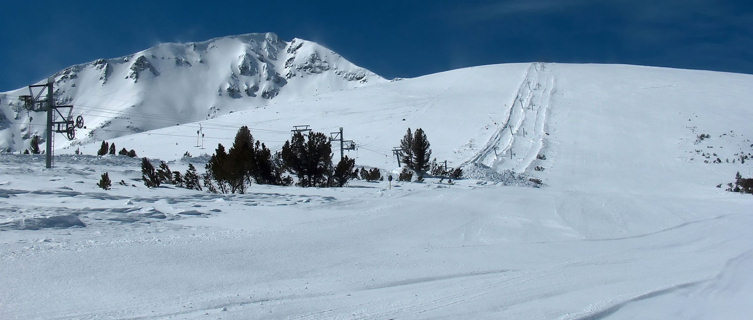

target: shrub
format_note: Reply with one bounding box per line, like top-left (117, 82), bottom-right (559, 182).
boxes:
top-left (430, 159), bottom-right (446, 176)
top-left (127, 149), bottom-right (137, 158)
top-left (97, 172), bottom-right (112, 190)
top-left (449, 167), bottom-right (463, 179)
top-left (29, 135), bottom-right (41, 154)
top-left (118, 148), bottom-right (129, 156)
top-left (360, 167), bottom-right (381, 182)
top-left (731, 172), bottom-right (753, 194)
top-left (97, 141), bottom-right (109, 156)
top-left (398, 167), bottom-right (413, 182)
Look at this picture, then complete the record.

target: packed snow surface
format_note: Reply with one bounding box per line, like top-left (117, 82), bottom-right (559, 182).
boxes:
top-left (1, 61), bottom-right (753, 319)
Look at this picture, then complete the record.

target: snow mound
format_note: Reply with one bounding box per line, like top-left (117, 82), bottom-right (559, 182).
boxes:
top-left (0, 214), bottom-right (85, 230)
top-left (462, 163), bottom-right (539, 186)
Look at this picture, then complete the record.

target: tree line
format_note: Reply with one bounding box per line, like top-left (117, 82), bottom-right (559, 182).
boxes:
top-left (99, 125), bottom-right (463, 191)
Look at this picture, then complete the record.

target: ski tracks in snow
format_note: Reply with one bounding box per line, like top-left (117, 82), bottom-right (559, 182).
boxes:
top-left (464, 62), bottom-right (554, 179)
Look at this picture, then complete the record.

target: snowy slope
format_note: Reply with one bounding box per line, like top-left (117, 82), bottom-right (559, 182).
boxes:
top-left (0, 32), bottom-right (384, 152)
top-left (1, 62), bottom-right (753, 319)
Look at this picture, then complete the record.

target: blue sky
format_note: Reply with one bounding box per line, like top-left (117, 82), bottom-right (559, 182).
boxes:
top-left (1, 0), bottom-right (751, 90)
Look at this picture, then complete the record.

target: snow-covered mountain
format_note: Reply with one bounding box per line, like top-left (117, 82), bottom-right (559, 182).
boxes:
top-left (0, 32), bottom-right (384, 152)
top-left (2, 51), bottom-right (753, 317)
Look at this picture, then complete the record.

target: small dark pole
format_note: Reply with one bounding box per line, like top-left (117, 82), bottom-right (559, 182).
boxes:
top-left (339, 127), bottom-right (344, 162)
top-left (45, 78), bottom-right (53, 168)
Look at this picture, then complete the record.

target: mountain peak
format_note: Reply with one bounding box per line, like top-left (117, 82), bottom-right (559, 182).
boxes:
top-left (0, 33), bottom-right (385, 151)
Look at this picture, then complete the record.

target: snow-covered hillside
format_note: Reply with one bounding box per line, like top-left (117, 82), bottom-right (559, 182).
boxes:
top-left (1, 54), bottom-right (753, 318)
top-left (0, 32), bottom-right (383, 152)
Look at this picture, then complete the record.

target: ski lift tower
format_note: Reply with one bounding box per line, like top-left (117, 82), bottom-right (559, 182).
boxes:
top-left (18, 78), bottom-right (84, 168)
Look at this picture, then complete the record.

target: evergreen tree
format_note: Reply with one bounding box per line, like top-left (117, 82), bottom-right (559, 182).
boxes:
top-left (97, 172), bottom-right (112, 190)
top-left (280, 131), bottom-right (333, 187)
top-left (127, 149), bottom-right (137, 157)
top-left (141, 158), bottom-right (160, 188)
top-left (156, 161), bottom-right (173, 184)
top-left (202, 172), bottom-right (217, 193)
top-left (29, 135), bottom-right (41, 154)
top-left (308, 132), bottom-right (332, 187)
top-left (253, 141), bottom-right (278, 185)
top-left (119, 148), bottom-right (129, 156)
top-left (281, 132), bottom-right (306, 185)
top-left (109, 143), bottom-right (116, 155)
top-left (97, 141), bottom-right (109, 156)
top-left (227, 126), bottom-right (255, 193)
top-left (399, 128), bottom-right (414, 169)
top-left (172, 171), bottom-right (184, 187)
top-left (411, 128), bottom-right (432, 175)
top-left (332, 156), bottom-right (355, 187)
top-left (206, 144), bottom-right (230, 193)
top-left (183, 163), bottom-right (202, 191)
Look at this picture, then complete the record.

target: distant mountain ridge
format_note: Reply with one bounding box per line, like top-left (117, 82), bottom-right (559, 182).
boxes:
top-left (0, 32), bottom-right (384, 152)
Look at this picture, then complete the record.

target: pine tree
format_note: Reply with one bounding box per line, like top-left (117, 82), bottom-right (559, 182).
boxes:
top-left (206, 144), bottom-right (230, 193)
top-left (308, 132), bottom-right (332, 187)
top-left (97, 141), bottom-right (109, 156)
top-left (399, 128), bottom-right (414, 169)
top-left (332, 156), bottom-right (355, 187)
top-left (227, 126), bottom-right (255, 193)
top-left (141, 158), bottom-right (160, 188)
top-left (29, 135), bottom-right (41, 154)
top-left (281, 132), bottom-right (306, 185)
top-left (97, 172), bottom-right (112, 190)
top-left (156, 161), bottom-right (173, 184)
top-left (411, 128), bottom-right (432, 175)
top-left (109, 143), bottom-right (116, 155)
top-left (253, 141), bottom-right (278, 185)
top-left (127, 149), bottom-right (137, 157)
top-left (119, 148), bottom-right (129, 156)
top-left (202, 172), bottom-right (217, 193)
top-left (397, 128), bottom-right (432, 177)
top-left (172, 171), bottom-right (184, 187)
top-left (183, 163), bottom-right (202, 191)
top-left (280, 131), bottom-right (332, 187)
